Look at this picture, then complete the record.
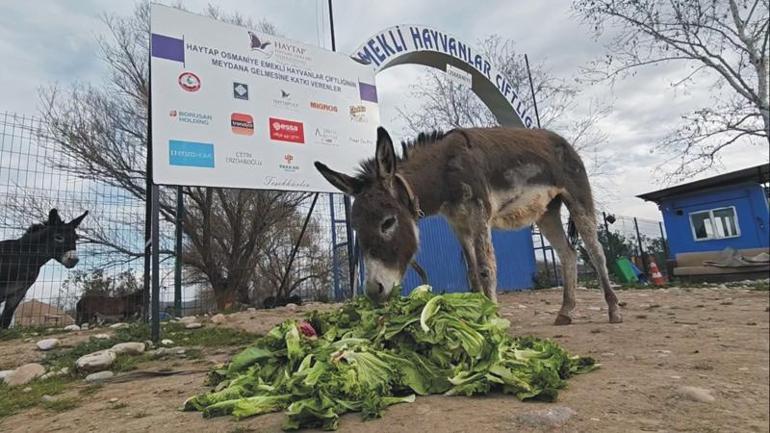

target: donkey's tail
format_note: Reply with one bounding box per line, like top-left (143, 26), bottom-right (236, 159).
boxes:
top-left (567, 217), bottom-right (579, 247)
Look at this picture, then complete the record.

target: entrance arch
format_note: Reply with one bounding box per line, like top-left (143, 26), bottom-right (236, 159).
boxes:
top-left (351, 25), bottom-right (534, 128)
top-left (349, 25), bottom-right (538, 294)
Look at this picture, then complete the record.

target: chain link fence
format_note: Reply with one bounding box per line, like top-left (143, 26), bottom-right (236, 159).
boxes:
top-left (1, 112), bottom-right (352, 328)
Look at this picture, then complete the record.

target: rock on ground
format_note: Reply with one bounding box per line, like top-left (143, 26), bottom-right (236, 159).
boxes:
top-left (179, 316), bottom-right (198, 324)
top-left (85, 371), bottom-right (115, 382)
top-left (515, 406), bottom-right (577, 428)
top-left (36, 338), bottom-right (60, 351)
top-left (676, 386), bottom-right (716, 403)
top-left (185, 322), bottom-right (203, 329)
top-left (76, 350), bottom-right (117, 371)
top-left (210, 313), bottom-right (226, 324)
top-left (93, 333), bottom-right (111, 340)
top-left (4, 363), bottom-right (46, 387)
top-left (64, 324), bottom-right (80, 331)
top-left (161, 339), bottom-right (174, 346)
top-left (0, 370), bottom-right (14, 380)
top-left (110, 342), bottom-right (145, 355)
top-left (109, 322), bottom-right (129, 329)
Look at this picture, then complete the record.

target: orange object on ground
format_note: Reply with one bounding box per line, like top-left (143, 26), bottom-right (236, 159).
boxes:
top-left (649, 260), bottom-right (666, 285)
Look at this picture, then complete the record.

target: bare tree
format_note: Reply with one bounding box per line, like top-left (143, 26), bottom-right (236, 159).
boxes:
top-left (396, 35), bottom-right (612, 196)
top-left (573, 0), bottom-right (769, 179)
top-left (38, 3), bottom-right (322, 308)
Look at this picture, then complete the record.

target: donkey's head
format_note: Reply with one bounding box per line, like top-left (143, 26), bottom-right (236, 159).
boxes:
top-left (32, 209), bottom-right (89, 268)
top-left (315, 127), bottom-right (419, 304)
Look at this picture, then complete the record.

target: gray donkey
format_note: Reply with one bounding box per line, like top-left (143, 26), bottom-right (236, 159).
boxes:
top-left (315, 127), bottom-right (621, 325)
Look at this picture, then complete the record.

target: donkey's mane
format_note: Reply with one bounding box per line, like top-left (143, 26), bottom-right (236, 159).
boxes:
top-left (357, 130), bottom-right (448, 180)
top-left (25, 223), bottom-right (48, 234)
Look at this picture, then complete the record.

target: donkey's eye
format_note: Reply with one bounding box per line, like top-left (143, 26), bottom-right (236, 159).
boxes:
top-left (54, 234), bottom-right (65, 243)
top-left (380, 216), bottom-right (396, 233)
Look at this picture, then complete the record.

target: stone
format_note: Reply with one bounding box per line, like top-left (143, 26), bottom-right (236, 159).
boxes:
top-left (285, 303), bottom-right (298, 311)
top-left (161, 339), bottom-right (174, 346)
top-left (64, 324), bottom-right (80, 331)
top-left (210, 313), bottom-right (226, 324)
top-left (111, 342), bottom-right (145, 355)
top-left (4, 363), bottom-right (46, 387)
top-left (247, 307), bottom-right (257, 313)
top-left (676, 386), bottom-right (715, 403)
top-left (109, 398), bottom-right (119, 403)
top-left (516, 406), bottom-right (576, 428)
top-left (185, 322), bottom-right (203, 329)
top-left (179, 316), bottom-right (198, 324)
top-left (93, 333), bottom-right (111, 340)
top-left (85, 371), bottom-right (115, 383)
top-left (81, 323), bottom-right (89, 330)
top-left (22, 386), bottom-right (32, 392)
top-left (109, 322), bottom-right (129, 329)
top-left (41, 395), bottom-right (59, 403)
top-left (144, 340), bottom-right (154, 350)
top-left (76, 350), bottom-right (116, 371)
top-left (0, 370), bottom-right (15, 381)
top-left (36, 338), bottom-right (60, 351)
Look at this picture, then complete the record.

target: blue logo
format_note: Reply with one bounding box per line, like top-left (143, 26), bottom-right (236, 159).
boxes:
top-left (169, 140), bottom-right (214, 168)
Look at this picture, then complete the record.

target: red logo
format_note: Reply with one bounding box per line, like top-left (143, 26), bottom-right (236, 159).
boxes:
top-left (178, 72), bottom-right (201, 92)
top-left (284, 154), bottom-right (294, 164)
top-left (269, 117), bottom-right (304, 143)
top-left (230, 113), bottom-right (254, 136)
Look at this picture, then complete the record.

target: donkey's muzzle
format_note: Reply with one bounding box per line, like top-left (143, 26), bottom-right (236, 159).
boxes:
top-left (60, 251), bottom-right (79, 268)
top-left (365, 281), bottom-right (387, 304)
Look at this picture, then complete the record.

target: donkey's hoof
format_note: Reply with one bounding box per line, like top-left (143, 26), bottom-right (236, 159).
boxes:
top-left (609, 311), bottom-right (623, 323)
top-left (554, 314), bottom-right (572, 326)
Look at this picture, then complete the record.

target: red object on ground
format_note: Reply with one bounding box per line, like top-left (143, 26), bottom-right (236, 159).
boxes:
top-left (297, 320), bottom-right (317, 338)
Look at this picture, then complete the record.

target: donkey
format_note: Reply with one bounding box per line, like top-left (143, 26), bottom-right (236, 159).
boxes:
top-left (0, 209), bottom-right (88, 328)
top-left (315, 127), bottom-right (621, 325)
top-left (76, 290), bottom-right (143, 325)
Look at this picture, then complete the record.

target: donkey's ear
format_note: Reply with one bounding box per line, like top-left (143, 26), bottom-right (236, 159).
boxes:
top-left (375, 127), bottom-right (396, 179)
top-left (314, 162), bottom-right (363, 195)
top-left (48, 209), bottom-right (63, 225)
top-left (69, 210), bottom-right (89, 228)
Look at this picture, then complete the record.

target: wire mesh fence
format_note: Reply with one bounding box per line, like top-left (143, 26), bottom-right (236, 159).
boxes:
top-left (0, 112), bottom-right (353, 328)
top-left (533, 211), bottom-right (669, 287)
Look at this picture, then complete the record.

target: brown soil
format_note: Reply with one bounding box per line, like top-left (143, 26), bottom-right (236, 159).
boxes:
top-left (1, 286), bottom-right (768, 433)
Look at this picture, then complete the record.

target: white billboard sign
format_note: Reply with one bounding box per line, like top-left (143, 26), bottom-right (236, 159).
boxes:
top-left (150, 5), bottom-right (380, 192)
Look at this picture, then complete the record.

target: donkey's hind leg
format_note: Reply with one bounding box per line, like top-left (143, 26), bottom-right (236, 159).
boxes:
top-left (570, 209), bottom-right (622, 323)
top-left (537, 199), bottom-right (578, 325)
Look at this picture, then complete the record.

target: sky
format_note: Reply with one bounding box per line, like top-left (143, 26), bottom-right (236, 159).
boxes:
top-left (0, 0), bottom-right (767, 222)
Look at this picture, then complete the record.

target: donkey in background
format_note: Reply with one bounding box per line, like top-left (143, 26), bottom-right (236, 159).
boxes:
top-left (315, 127), bottom-right (621, 325)
top-left (0, 209), bottom-right (88, 328)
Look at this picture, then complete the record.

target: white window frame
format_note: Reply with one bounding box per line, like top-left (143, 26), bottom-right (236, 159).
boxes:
top-left (688, 206), bottom-right (741, 242)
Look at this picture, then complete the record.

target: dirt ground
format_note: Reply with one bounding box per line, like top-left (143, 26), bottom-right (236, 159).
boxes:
top-left (1, 285), bottom-right (768, 433)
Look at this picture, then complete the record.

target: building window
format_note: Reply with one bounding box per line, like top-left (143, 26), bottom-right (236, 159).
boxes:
top-left (689, 207), bottom-right (741, 241)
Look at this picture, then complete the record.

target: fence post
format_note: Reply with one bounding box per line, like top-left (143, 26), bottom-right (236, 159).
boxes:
top-left (602, 211), bottom-right (615, 265)
top-left (174, 186), bottom-right (183, 317)
top-left (658, 221), bottom-right (669, 260)
top-left (633, 217), bottom-right (648, 276)
top-left (329, 193), bottom-right (340, 300)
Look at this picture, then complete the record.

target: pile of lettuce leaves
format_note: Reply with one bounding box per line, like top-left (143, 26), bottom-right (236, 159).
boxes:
top-left (183, 286), bottom-right (597, 430)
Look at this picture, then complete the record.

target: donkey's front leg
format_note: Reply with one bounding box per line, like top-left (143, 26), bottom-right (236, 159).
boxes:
top-left (472, 226), bottom-right (497, 303)
top-left (456, 234), bottom-right (482, 295)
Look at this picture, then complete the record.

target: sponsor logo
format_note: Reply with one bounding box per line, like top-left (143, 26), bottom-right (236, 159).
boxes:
top-left (233, 82), bottom-right (249, 100)
top-left (271, 89), bottom-right (299, 111)
top-left (169, 140), bottom-right (214, 168)
top-left (313, 127), bottom-right (338, 146)
top-left (248, 31), bottom-right (274, 58)
top-left (349, 105), bottom-right (367, 122)
top-left (348, 136), bottom-right (375, 146)
top-left (226, 151), bottom-right (262, 167)
top-left (279, 153), bottom-right (299, 172)
top-left (178, 72), bottom-right (201, 92)
top-left (309, 101), bottom-right (338, 113)
top-left (169, 110), bottom-right (212, 126)
top-left (264, 176), bottom-right (310, 189)
top-left (230, 113), bottom-right (254, 135)
top-left (269, 117), bottom-right (304, 143)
